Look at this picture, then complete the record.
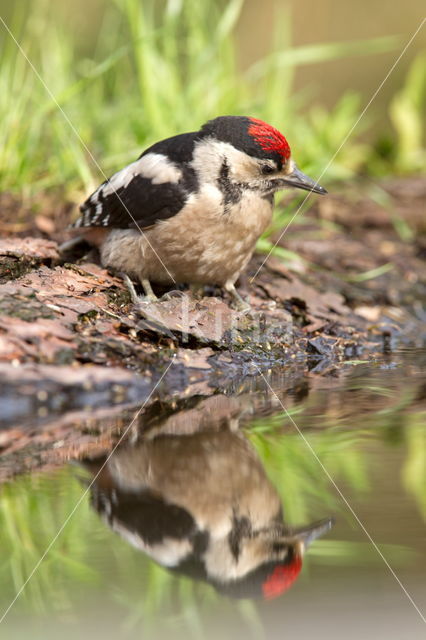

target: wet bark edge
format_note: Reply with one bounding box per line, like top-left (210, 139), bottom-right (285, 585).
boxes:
top-left (0, 237), bottom-right (412, 423)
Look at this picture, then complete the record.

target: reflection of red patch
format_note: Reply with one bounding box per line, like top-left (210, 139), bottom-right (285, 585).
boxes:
top-left (248, 118), bottom-right (291, 161)
top-left (262, 557), bottom-right (302, 600)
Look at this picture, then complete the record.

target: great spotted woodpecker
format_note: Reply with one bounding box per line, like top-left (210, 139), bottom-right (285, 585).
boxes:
top-left (84, 429), bottom-right (333, 599)
top-left (73, 116), bottom-right (327, 310)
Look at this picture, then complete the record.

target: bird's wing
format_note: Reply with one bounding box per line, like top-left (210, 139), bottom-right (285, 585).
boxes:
top-left (75, 137), bottom-right (199, 230)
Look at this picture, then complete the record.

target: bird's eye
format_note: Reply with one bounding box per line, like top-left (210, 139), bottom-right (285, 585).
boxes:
top-left (261, 165), bottom-right (275, 175)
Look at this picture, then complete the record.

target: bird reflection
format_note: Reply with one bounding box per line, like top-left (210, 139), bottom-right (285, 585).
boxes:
top-left (82, 402), bottom-right (333, 600)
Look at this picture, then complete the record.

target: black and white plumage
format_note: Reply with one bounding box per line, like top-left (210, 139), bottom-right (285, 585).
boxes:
top-left (83, 426), bottom-right (333, 600)
top-left (77, 135), bottom-right (199, 230)
top-left (72, 116), bottom-right (327, 309)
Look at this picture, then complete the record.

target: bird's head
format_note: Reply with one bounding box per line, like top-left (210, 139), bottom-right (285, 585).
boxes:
top-left (209, 517), bottom-right (334, 599)
top-left (195, 115), bottom-right (327, 196)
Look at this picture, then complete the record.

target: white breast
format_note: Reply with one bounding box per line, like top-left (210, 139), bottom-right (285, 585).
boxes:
top-left (99, 183), bottom-right (273, 287)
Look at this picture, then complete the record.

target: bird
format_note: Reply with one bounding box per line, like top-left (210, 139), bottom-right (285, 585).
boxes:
top-left (72, 115), bottom-right (327, 311)
top-left (82, 426), bottom-right (333, 599)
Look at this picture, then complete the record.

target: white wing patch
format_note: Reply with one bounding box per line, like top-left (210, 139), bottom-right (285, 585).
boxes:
top-left (75, 152), bottom-right (183, 227)
top-left (110, 519), bottom-right (191, 567)
top-left (101, 153), bottom-right (182, 197)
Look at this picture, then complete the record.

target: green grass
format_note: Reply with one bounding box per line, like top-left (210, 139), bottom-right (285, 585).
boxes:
top-left (372, 52), bottom-right (426, 175)
top-left (0, 0), bottom-right (414, 204)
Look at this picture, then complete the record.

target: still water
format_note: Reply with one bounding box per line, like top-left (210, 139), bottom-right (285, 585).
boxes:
top-left (0, 349), bottom-right (425, 639)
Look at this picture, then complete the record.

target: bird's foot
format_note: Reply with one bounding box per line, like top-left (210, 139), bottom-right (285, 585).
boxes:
top-left (121, 274), bottom-right (159, 305)
top-left (224, 282), bottom-right (252, 314)
top-left (231, 298), bottom-right (252, 314)
top-left (159, 290), bottom-right (187, 301)
top-left (134, 293), bottom-right (159, 305)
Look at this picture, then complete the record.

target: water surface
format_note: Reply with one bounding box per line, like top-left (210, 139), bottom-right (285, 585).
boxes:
top-left (1, 349), bottom-right (425, 639)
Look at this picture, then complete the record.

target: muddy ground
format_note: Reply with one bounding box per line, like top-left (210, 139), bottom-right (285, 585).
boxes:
top-left (0, 177), bottom-right (425, 477)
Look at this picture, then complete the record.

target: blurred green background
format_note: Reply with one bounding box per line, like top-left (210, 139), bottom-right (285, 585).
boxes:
top-left (0, 0), bottom-right (425, 201)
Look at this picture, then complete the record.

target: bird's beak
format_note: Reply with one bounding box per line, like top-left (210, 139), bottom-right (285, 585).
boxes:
top-left (282, 164), bottom-right (327, 195)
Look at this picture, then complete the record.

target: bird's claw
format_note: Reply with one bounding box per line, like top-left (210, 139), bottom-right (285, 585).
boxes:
top-left (160, 290), bottom-right (187, 301)
top-left (231, 299), bottom-right (253, 314)
top-left (134, 294), bottom-right (158, 306)
top-left (224, 283), bottom-right (252, 314)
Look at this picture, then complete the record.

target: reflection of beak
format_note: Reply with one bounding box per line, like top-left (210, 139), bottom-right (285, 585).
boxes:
top-left (282, 165), bottom-right (327, 195)
top-left (264, 516), bottom-right (334, 555)
top-left (292, 517), bottom-right (335, 554)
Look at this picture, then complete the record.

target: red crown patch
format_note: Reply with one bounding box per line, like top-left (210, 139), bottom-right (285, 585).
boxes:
top-left (248, 118), bottom-right (291, 161)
